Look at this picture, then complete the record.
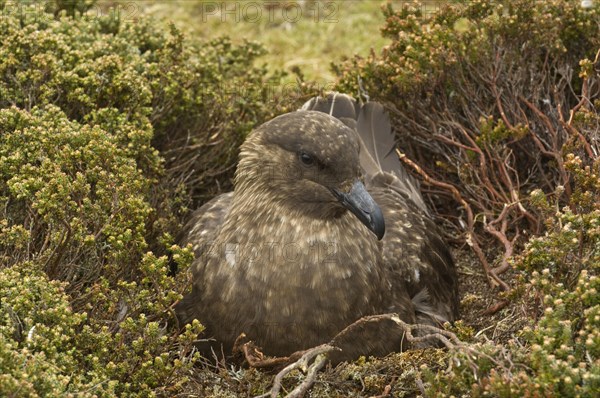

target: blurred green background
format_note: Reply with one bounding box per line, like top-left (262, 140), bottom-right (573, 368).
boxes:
top-left (140, 0), bottom-right (392, 83)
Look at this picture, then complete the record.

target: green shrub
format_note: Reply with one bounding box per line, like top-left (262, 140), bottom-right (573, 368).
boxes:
top-left (0, 1), bottom-right (291, 396)
top-left (425, 191), bottom-right (600, 396)
top-left (0, 257), bottom-right (205, 397)
top-left (0, 264), bottom-right (88, 396)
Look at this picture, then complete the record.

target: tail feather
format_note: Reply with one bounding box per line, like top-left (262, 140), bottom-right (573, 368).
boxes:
top-left (356, 101), bottom-right (402, 176)
top-left (300, 93), bottom-right (359, 129)
top-left (301, 92), bottom-right (428, 213)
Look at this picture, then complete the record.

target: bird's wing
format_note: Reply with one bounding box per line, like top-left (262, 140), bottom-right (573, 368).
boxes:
top-left (178, 192), bottom-right (233, 258)
top-left (176, 192), bottom-right (232, 325)
top-left (371, 179), bottom-right (459, 325)
top-left (301, 93), bottom-right (459, 325)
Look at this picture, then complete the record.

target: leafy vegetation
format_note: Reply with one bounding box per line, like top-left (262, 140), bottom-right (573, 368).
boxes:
top-left (335, 0), bottom-right (600, 280)
top-left (0, 0), bottom-right (290, 396)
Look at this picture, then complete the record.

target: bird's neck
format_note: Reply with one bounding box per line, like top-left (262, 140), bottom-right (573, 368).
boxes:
top-left (225, 186), bottom-right (347, 239)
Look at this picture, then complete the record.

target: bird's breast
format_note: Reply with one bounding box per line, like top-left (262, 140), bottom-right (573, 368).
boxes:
top-left (199, 213), bottom-right (385, 352)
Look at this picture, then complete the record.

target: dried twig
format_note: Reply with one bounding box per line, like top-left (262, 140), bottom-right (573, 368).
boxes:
top-left (369, 384), bottom-right (392, 398)
top-left (252, 313), bottom-right (502, 397)
top-left (482, 300), bottom-right (510, 316)
top-left (233, 333), bottom-right (304, 370)
top-left (266, 344), bottom-right (339, 398)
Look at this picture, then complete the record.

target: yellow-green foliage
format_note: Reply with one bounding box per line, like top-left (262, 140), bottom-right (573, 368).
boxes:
top-left (420, 153), bottom-right (600, 396)
top-left (336, 0), bottom-right (599, 94)
top-left (1, 265), bottom-right (88, 395)
top-left (0, 106), bottom-right (153, 275)
top-left (332, 0), bottom-right (600, 396)
top-left (1, 260), bottom-right (205, 397)
top-left (0, 0), bottom-right (290, 396)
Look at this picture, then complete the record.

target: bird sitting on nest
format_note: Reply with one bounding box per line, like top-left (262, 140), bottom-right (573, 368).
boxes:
top-left (176, 93), bottom-right (459, 362)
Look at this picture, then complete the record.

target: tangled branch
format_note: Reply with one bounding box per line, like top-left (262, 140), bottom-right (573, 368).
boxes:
top-left (245, 314), bottom-right (499, 398)
top-left (383, 44), bottom-right (599, 298)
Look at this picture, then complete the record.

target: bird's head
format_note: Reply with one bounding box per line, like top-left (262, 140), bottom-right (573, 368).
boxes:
top-left (235, 111), bottom-right (385, 240)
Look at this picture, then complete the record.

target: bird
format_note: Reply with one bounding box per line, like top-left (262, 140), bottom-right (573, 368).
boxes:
top-left (175, 93), bottom-right (459, 362)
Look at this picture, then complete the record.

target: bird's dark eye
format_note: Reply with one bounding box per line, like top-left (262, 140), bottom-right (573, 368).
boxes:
top-left (299, 152), bottom-right (315, 166)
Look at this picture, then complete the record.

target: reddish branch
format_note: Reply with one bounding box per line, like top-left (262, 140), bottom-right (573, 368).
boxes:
top-left (519, 95), bottom-right (572, 198)
top-left (233, 333), bottom-right (304, 370)
top-left (397, 149), bottom-right (510, 291)
top-left (485, 202), bottom-right (520, 274)
top-left (482, 300), bottom-right (510, 316)
top-left (390, 52), bottom-right (598, 299)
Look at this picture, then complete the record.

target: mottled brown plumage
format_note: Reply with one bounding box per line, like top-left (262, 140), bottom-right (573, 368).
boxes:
top-left (176, 93), bottom-right (458, 362)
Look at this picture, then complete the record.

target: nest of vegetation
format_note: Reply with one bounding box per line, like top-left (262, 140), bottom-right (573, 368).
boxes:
top-left (1, 1), bottom-right (599, 397)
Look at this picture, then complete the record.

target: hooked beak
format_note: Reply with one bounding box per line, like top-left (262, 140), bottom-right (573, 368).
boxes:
top-left (331, 180), bottom-right (385, 240)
